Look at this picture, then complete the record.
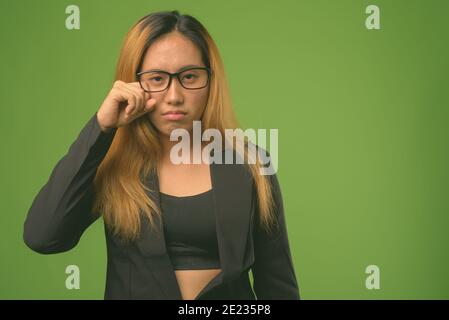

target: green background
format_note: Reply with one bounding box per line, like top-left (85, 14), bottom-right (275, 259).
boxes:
top-left (1, 0), bottom-right (448, 299)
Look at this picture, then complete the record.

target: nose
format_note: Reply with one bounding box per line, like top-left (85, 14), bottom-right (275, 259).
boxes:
top-left (165, 76), bottom-right (184, 105)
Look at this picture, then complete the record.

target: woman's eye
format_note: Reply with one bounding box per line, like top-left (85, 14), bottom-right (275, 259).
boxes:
top-left (183, 73), bottom-right (197, 80)
top-left (150, 76), bottom-right (163, 82)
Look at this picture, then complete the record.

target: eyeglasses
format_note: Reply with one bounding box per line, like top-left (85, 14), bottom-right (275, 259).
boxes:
top-left (136, 67), bottom-right (211, 93)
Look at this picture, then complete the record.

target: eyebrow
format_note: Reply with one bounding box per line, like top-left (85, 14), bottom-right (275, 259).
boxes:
top-left (143, 64), bottom-right (204, 73)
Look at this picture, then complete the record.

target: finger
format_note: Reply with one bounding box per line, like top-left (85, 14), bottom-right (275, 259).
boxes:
top-left (112, 89), bottom-right (135, 118)
top-left (129, 82), bottom-right (152, 102)
top-left (128, 81), bottom-right (142, 89)
top-left (129, 80), bottom-right (152, 96)
top-left (117, 85), bottom-right (139, 116)
top-left (120, 90), bottom-right (137, 117)
top-left (145, 98), bottom-right (157, 111)
top-left (132, 86), bottom-right (152, 114)
top-left (122, 84), bottom-right (145, 115)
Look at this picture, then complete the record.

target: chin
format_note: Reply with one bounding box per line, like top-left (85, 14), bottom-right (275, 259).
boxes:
top-left (162, 122), bottom-right (191, 136)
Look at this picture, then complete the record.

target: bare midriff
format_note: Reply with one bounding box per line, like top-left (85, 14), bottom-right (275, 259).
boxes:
top-left (175, 268), bottom-right (222, 300)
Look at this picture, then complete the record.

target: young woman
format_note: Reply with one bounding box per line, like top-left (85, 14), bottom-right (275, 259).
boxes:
top-left (23, 10), bottom-right (300, 300)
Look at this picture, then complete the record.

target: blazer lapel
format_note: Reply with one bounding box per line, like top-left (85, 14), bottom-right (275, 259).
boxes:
top-left (195, 153), bottom-right (255, 299)
top-left (134, 168), bottom-right (182, 299)
top-left (135, 148), bottom-right (255, 300)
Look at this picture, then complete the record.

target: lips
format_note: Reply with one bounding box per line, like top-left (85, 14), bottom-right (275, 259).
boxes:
top-left (162, 110), bottom-right (187, 115)
top-left (162, 110), bottom-right (187, 121)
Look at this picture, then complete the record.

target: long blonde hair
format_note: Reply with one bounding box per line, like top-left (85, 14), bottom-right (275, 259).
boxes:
top-left (93, 10), bottom-right (278, 242)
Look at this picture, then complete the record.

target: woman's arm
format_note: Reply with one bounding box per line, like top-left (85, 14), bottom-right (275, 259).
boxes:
top-left (23, 112), bottom-right (116, 254)
top-left (252, 173), bottom-right (301, 299)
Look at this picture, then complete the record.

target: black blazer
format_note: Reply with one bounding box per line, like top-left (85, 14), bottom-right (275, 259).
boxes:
top-left (23, 112), bottom-right (300, 300)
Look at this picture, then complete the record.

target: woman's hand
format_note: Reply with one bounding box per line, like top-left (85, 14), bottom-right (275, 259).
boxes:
top-left (96, 80), bottom-right (156, 132)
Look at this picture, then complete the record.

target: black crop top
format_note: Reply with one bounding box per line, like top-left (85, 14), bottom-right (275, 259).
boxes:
top-left (159, 188), bottom-right (221, 270)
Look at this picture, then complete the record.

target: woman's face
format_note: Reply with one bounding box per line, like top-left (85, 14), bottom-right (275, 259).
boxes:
top-left (140, 31), bottom-right (210, 138)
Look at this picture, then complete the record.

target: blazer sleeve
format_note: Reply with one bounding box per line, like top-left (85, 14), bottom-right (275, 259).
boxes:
top-left (251, 172), bottom-right (301, 300)
top-left (23, 112), bottom-right (117, 254)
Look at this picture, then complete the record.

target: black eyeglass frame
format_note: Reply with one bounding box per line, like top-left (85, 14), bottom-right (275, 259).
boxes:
top-left (136, 67), bottom-right (212, 93)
